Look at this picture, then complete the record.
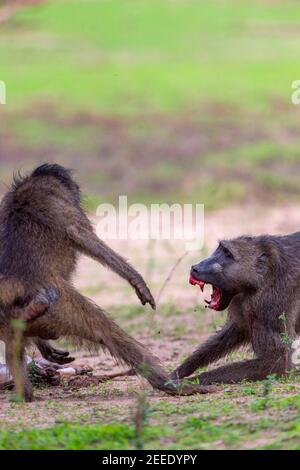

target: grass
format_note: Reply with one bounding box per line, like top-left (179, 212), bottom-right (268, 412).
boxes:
top-left (2, 302), bottom-right (298, 450)
top-left (12, 118), bottom-right (97, 150)
top-left (0, 422), bottom-right (135, 450)
top-left (1, 0), bottom-right (300, 206)
top-left (1, 383), bottom-right (300, 449)
top-left (1, 0), bottom-right (300, 114)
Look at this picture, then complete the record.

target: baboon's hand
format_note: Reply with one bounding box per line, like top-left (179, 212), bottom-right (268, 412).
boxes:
top-left (161, 382), bottom-right (216, 396)
top-left (133, 281), bottom-right (156, 310)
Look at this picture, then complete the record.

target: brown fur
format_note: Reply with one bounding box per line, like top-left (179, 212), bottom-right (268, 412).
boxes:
top-left (0, 164), bottom-right (211, 400)
top-left (0, 276), bottom-right (59, 325)
top-left (171, 235), bottom-right (300, 384)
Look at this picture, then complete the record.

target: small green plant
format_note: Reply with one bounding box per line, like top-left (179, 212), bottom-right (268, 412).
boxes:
top-left (262, 374), bottom-right (277, 397)
top-left (241, 383), bottom-right (258, 396)
top-left (27, 361), bottom-right (44, 389)
top-left (132, 392), bottom-right (151, 450)
top-left (279, 313), bottom-right (293, 346)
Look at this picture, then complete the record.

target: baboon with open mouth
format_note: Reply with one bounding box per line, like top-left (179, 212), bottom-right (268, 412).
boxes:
top-left (171, 235), bottom-right (300, 384)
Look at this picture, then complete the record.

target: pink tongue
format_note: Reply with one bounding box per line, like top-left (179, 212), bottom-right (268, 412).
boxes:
top-left (190, 278), bottom-right (222, 310)
top-left (189, 276), bottom-right (205, 291)
top-left (209, 287), bottom-right (222, 310)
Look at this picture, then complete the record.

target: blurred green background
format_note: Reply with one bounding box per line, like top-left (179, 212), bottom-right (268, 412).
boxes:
top-left (1, 0), bottom-right (300, 209)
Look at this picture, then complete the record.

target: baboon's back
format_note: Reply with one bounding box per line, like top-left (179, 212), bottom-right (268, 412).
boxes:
top-left (0, 166), bottom-right (79, 282)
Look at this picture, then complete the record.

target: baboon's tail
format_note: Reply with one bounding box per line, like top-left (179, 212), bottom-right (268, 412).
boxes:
top-left (55, 283), bottom-right (213, 395)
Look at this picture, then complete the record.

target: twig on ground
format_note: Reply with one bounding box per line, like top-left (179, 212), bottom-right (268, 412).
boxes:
top-left (132, 391), bottom-right (150, 450)
top-left (156, 251), bottom-right (189, 306)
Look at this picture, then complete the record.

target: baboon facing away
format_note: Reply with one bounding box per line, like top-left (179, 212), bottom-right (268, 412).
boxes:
top-left (0, 164), bottom-right (211, 401)
top-left (171, 235), bottom-right (300, 384)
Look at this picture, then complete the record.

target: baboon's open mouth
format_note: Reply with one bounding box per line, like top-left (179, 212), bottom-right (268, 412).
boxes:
top-left (189, 276), bottom-right (232, 311)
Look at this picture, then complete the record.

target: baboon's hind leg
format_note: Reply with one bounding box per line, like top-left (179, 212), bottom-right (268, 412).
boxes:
top-left (43, 285), bottom-right (214, 396)
top-left (34, 338), bottom-right (75, 365)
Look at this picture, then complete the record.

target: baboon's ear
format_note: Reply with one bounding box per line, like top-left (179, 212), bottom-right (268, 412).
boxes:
top-left (256, 253), bottom-right (268, 274)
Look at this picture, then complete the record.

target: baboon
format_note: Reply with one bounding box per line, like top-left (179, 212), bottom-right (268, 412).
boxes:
top-left (171, 235), bottom-right (300, 384)
top-left (34, 338), bottom-right (75, 365)
top-left (0, 276), bottom-right (74, 365)
top-left (0, 163), bottom-right (210, 401)
top-left (0, 276), bottom-right (59, 324)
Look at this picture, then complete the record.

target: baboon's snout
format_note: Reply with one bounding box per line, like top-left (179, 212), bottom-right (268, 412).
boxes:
top-left (191, 259), bottom-right (213, 279)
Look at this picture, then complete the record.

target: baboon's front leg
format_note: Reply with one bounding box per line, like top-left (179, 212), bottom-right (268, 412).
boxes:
top-left (170, 322), bottom-right (247, 380)
top-left (194, 324), bottom-right (293, 384)
top-left (195, 356), bottom-right (289, 384)
top-left (52, 200), bottom-right (155, 308)
top-left (67, 223), bottom-right (156, 309)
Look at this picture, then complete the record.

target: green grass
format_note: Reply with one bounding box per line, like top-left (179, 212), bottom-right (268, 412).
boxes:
top-left (0, 422), bottom-right (135, 450)
top-left (1, 388), bottom-right (300, 450)
top-left (0, 301), bottom-right (299, 450)
top-left (205, 141), bottom-right (300, 167)
top-left (1, 0), bottom-right (300, 206)
top-left (1, 0), bottom-right (300, 114)
top-left (12, 118), bottom-right (97, 150)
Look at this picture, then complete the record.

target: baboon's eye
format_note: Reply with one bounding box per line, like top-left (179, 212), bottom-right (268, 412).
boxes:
top-left (222, 246), bottom-right (234, 259)
top-left (257, 253), bottom-right (268, 273)
top-left (258, 253), bottom-right (268, 263)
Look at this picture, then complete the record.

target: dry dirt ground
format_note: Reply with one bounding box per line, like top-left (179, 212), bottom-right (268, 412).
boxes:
top-left (0, 204), bottom-right (299, 449)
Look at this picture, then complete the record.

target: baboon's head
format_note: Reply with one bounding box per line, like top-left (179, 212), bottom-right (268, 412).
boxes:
top-left (11, 163), bottom-right (81, 205)
top-left (31, 164), bottom-right (81, 203)
top-left (190, 236), bottom-right (275, 311)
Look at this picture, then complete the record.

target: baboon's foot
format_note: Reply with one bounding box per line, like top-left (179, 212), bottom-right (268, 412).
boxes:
top-left (37, 340), bottom-right (75, 365)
